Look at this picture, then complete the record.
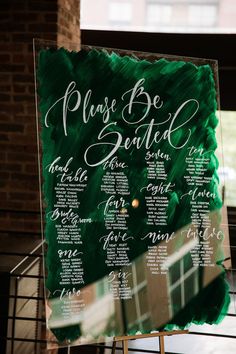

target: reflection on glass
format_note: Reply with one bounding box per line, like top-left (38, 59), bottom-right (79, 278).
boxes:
top-left (184, 252), bottom-right (194, 273)
top-left (139, 286), bottom-right (149, 316)
top-left (125, 297), bottom-right (137, 325)
top-left (169, 261), bottom-right (181, 285)
top-left (168, 248), bottom-right (199, 317)
top-left (184, 273), bottom-right (197, 304)
top-left (171, 285), bottom-right (182, 316)
top-left (136, 256), bottom-right (146, 284)
top-left (46, 218), bottom-right (229, 349)
top-left (96, 278), bottom-right (109, 298)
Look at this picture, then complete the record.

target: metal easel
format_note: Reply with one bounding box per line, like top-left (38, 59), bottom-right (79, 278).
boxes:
top-left (111, 330), bottom-right (189, 354)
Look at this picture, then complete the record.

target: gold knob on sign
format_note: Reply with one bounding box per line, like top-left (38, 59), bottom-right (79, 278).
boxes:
top-left (132, 199), bottom-right (139, 208)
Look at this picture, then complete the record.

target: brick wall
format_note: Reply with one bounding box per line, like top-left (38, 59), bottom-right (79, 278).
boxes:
top-left (0, 0), bottom-right (80, 255)
top-left (58, 0), bottom-right (81, 47)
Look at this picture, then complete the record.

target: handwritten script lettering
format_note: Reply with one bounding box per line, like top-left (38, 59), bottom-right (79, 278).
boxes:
top-left (44, 80), bottom-right (199, 167)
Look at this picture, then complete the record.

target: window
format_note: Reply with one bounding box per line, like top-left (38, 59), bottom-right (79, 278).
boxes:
top-left (96, 278), bottom-right (109, 298)
top-left (109, 1), bottom-right (132, 25)
top-left (81, 0), bottom-right (236, 33)
top-left (146, 4), bottom-right (172, 26)
top-left (188, 5), bottom-right (218, 27)
top-left (168, 251), bottom-right (199, 316)
top-left (163, 239), bottom-right (199, 317)
top-left (124, 256), bottom-right (151, 331)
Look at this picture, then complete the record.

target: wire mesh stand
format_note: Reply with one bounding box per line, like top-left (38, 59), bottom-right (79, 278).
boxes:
top-left (111, 330), bottom-right (189, 354)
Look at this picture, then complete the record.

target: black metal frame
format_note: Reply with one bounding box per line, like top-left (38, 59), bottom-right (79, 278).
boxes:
top-left (0, 272), bottom-right (10, 353)
top-left (0, 242), bottom-right (44, 354)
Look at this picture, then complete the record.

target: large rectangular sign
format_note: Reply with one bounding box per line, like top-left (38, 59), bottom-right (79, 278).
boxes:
top-left (35, 44), bottom-right (230, 349)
